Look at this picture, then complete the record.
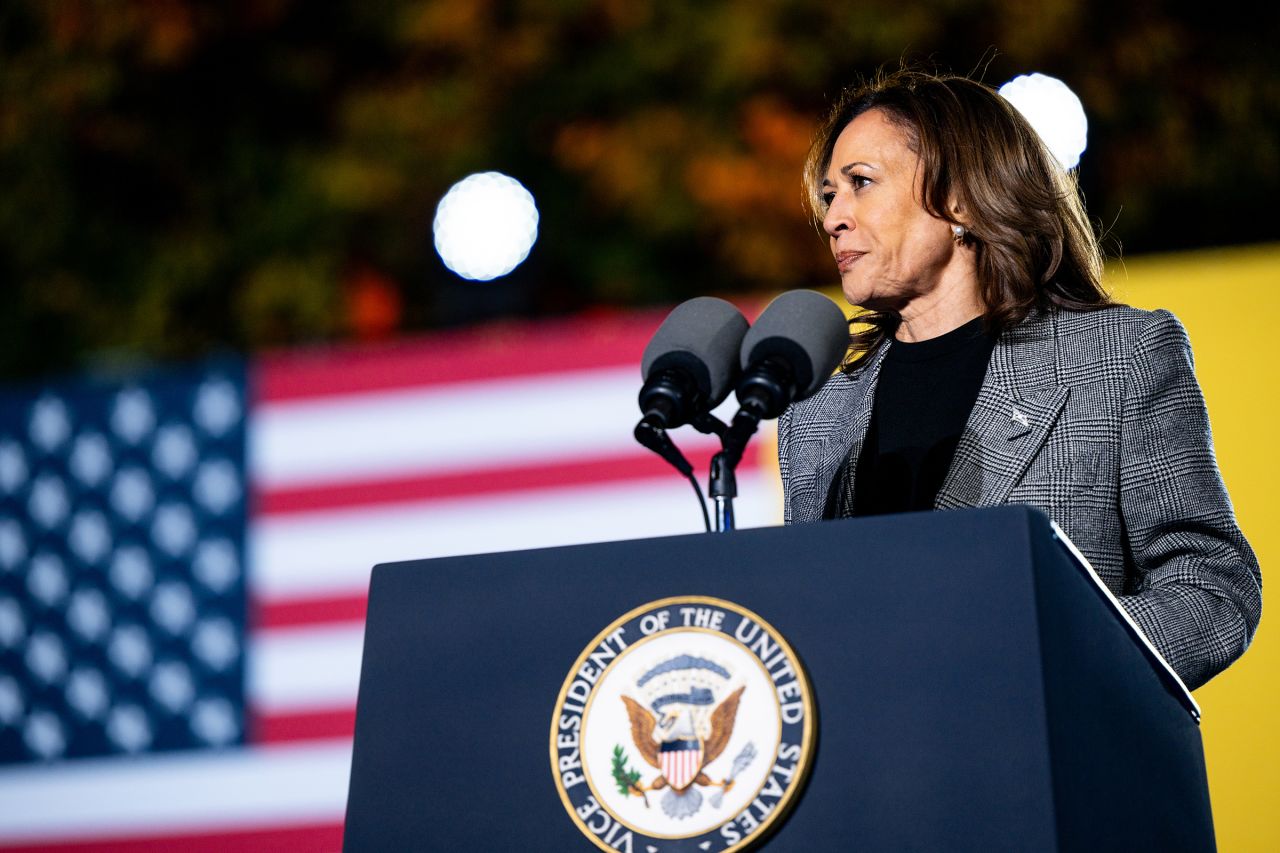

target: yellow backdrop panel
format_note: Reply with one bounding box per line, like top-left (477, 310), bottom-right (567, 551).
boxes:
top-left (1108, 243), bottom-right (1278, 852)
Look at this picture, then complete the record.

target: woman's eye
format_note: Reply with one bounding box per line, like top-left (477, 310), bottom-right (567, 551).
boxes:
top-left (822, 192), bottom-right (836, 205)
top-left (850, 175), bottom-right (871, 190)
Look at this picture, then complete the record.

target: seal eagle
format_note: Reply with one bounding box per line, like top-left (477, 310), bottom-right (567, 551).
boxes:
top-left (621, 684), bottom-right (744, 796)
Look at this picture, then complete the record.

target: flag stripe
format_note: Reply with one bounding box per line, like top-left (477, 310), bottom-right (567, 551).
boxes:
top-left (250, 367), bottom-right (639, 489)
top-left (0, 741), bottom-right (351, 842)
top-left (252, 709), bottom-right (356, 745)
top-left (256, 446), bottom-right (724, 515)
top-left (256, 312), bottom-right (669, 401)
top-left (249, 625), bottom-right (365, 713)
top-left (0, 822), bottom-right (345, 853)
top-left (253, 593), bottom-right (368, 629)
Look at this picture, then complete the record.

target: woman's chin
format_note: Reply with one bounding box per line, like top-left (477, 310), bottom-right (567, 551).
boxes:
top-left (840, 281), bottom-right (879, 311)
top-left (841, 279), bottom-right (904, 314)
top-left (839, 279), bottom-right (866, 308)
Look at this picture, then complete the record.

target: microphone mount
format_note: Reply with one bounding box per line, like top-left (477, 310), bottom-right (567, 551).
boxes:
top-left (638, 368), bottom-right (702, 430)
top-left (705, 357), bottom-right (798, 531)
top-left (734, 356), bottom-right (797, 423)
top-left (633, 417), bottom-right (693, 478)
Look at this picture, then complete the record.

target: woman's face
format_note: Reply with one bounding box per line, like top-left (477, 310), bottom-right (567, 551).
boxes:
top-left (821, 109), bottom-right (963, 313)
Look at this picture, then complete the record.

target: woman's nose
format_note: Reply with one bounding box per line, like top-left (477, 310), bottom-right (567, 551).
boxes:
top-left (823, 198), bottom-right (852, 237)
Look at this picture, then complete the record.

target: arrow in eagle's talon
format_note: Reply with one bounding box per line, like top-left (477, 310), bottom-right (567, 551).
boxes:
top-left (710, 742), bottom-right (756, 808)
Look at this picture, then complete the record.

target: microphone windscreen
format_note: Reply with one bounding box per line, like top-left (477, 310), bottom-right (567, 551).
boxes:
top-left (739, 290), bottom-right (848, 400)
top-left (642, 297), bottom-right (749, 406)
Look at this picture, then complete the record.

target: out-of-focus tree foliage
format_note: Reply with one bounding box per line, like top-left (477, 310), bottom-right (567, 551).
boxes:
top-left (1, 0), bottom-right (1276, 379)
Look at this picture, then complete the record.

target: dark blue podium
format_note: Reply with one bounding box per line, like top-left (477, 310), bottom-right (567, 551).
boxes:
top-left (343, 506), bottom-right (1213, 851)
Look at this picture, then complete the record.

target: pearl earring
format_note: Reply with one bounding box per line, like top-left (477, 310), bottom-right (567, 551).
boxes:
top-left (952, 224), bottom-right (966, 244)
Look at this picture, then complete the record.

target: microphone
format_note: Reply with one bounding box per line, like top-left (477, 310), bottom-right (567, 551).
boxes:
top-left (709, 291), bottom-right (847, 479)
top-left (635, 297), bottom-right (747, 532)
top-left (638, 297), bottom-right (750, 429)
top-left (735, 289), bottom-right (848, 420)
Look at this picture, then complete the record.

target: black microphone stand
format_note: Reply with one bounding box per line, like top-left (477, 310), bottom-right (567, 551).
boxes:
top-left (695, 357), bottom-right (794, 533)
top-left (688, 413), bottom-right (730, 532)
top-left (691, 407), bottom-right (761, 533)
top-left (708, 453), bottom-right (736, 532)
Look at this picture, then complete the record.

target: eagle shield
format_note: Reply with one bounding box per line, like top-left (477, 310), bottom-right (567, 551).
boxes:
top-left (659, 738), bottom-right (703, 791)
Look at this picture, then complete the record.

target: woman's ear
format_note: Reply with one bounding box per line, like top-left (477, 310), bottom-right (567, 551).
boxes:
top-left (947, 198), bottom-right (974, 246)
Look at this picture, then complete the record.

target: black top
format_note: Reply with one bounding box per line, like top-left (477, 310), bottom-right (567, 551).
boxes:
top-left (836, 316), bottom-right (996, 517)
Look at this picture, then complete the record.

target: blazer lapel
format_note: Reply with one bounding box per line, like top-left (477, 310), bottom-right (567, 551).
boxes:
top-left (815, 346), bottom-right (888, 518)
top-left (935, 309), bottom-right (1068, 510)
top-left (788, 344), bottom-right (888, 523)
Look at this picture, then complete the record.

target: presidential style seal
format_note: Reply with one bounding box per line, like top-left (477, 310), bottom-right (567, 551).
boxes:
top-left (550, 596), bottom-right (815, 852)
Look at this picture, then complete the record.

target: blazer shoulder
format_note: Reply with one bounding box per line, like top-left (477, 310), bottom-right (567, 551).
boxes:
top-left (1052, 304), bottom-right (1188, 367)
top-left (1054, 303), bottom-right (1173, 334)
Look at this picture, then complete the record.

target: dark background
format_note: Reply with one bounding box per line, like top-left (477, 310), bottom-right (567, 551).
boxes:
top-left (2, 0), bottom-right (1276, 380)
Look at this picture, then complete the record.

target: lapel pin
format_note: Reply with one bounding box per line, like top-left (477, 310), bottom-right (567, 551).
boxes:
top-left (1011, 407), bottom-right (1030, 428)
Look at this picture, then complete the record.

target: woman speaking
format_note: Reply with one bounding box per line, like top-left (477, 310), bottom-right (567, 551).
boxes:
top-left (777, 69), bottom-right (1261, 690)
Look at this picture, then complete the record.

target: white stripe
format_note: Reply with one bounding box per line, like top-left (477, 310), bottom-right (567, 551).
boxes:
top-left (0, 740), bottom-right (350, 841)
top-left (252, 368), bottom-right (723, 489)
top-left (249, 624), bottom-right (366, 713)
top-left (249, 368), bottom-right (749, 490)
top-left (252, 471), bottom-right (781, 603)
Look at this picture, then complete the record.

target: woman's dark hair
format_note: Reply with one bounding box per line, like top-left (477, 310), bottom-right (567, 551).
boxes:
top-left (804, 68), bottom-right (1113, 365)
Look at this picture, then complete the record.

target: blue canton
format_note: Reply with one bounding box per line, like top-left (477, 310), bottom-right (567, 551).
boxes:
top-left (0, 360), bottom-right (248, 764)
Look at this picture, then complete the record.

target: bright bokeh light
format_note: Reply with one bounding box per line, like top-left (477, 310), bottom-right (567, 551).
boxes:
top-left (432, 172), bottom-right (539, 281)
top-left (998, 73), bottom-right (1089, 170)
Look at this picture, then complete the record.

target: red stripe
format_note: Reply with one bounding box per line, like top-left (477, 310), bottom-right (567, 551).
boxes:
top-left (253, 709), bottom-right (357, 744)
top-left (0, 821), bottom-right (343, 853)
top-left (257, 445), bottom-right (748, 515)
top-left (256, 310), bottom-right (669, 401)
top-left (254, 593), bottom-right (368, 629)
top-left (256, 300), bottom-right (766, 402)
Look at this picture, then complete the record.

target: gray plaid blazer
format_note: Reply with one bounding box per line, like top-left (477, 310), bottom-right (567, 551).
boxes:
top-left (778, 305), bottom-right (1261, 690)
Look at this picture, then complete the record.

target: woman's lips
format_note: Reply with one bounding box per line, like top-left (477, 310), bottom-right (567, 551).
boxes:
top-left (835, 251), bottom-right (866, 272)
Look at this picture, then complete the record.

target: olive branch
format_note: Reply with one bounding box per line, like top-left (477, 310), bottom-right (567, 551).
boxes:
top-left (611, 744), bottom-right (648, 807)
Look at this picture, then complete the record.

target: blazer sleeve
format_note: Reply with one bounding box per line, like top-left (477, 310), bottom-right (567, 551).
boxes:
top-left (1116, 309), bottom-right (1262, 690)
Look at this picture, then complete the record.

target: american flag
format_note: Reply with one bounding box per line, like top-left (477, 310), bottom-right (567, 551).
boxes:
top-left (0, 309), bottom-right (780, 851)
